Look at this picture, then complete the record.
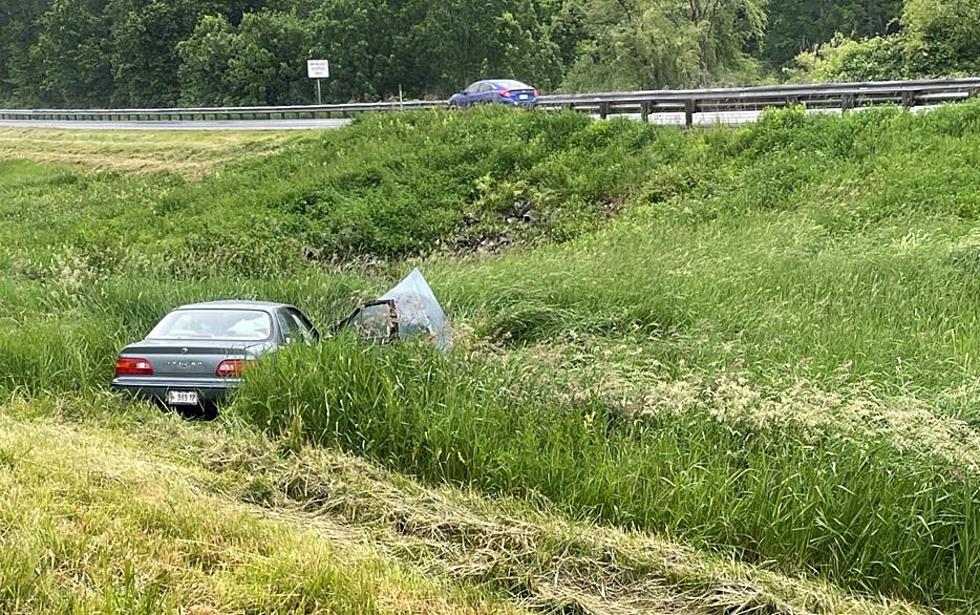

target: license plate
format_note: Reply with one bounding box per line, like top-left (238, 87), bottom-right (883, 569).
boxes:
top-left (166, 390), bottom-right (199, 406)
top-left (519, 94), bottom-right (529, 100)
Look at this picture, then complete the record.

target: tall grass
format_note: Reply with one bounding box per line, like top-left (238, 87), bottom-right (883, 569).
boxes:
top-left (230, 340), bottom-right (980, 610)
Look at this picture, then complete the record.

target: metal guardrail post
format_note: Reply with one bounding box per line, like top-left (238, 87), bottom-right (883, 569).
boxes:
top-left (684, 99), bottom-right (696, 127)
top-left (640, 102), bottom-right (651, 122)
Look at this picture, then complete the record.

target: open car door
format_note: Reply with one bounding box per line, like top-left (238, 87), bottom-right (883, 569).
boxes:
top-left (335, 269), bottom-right (452, 349)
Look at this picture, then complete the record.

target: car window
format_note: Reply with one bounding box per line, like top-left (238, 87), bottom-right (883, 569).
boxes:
top-left (281, 308), bottom-right (317, 345)
top-left (345, 301), bottom-right (397, 342)
top-left (148, 309), bottom-right (272, 341)
top-left (464, 82), bottom-right (482, 94)
top-left (492, 80), bottom-right (532, 90)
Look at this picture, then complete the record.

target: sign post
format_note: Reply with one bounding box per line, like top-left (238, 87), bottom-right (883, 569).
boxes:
top-left (307, 60), bottom-right (330, 105)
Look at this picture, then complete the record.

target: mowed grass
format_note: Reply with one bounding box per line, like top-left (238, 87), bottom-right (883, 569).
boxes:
top-left (0, 127), bottom-right (304, 175)
top-left (0, 400), bottom-right (520, 615)
top-left (3, 106), bottom-right (980, 611)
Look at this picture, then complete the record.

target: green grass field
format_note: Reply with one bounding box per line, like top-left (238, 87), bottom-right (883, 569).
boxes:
top-left (3, 105), bottom-right (980, 613)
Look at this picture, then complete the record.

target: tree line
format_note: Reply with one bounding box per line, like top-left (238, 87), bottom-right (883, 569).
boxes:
top-left (0, 0), bottom-right (961, 108)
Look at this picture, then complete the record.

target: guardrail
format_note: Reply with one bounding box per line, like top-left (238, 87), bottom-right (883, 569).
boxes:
top-left (2, 77), bottom-right (979, 127)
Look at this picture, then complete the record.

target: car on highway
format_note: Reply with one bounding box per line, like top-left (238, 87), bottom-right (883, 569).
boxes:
top-left (448, 79), bottom-right (539, 108)
top-left (111, 300), bottom-right (318, 417)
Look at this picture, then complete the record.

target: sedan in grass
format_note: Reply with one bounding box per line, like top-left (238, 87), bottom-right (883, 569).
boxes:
top-left (112, 300), bottom-right (318, 417)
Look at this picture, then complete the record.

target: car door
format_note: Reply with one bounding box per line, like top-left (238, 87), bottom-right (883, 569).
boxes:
top-left (276, 308), bottom-right (318, 346)
top-left (476, 82), bottom-right (495, 104)
top-left (461, 82), bottom-right (481, 106)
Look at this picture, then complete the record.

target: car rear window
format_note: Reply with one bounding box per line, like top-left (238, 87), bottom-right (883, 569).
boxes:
top-left (493, 80), bottom-right (532, 90)
top-left (148, 309), bottom-right (273, 341)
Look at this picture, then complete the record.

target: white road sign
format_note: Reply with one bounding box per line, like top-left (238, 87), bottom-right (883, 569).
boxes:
top-left (307, 60), bottom-right (330, 79)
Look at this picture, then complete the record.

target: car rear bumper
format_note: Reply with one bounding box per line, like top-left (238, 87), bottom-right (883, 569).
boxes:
top-left (502, 98), bottom-right (537, 107)
top-left (111, 376), bottom-right (240, 404)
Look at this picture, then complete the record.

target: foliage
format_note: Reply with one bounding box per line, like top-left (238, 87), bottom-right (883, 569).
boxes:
top-left (902, 0), bottom-right (980, 74)
top-left (107, 0), bottom-right (227, 107)
top-left (790, 0), bottom-right (980, 81)
top-left (561, 0), bottom-right (768, 90)
top-left (177, 11), bottom-right (312, 106)
top-left (26, 0), bottom-right (115, 107)
top-left (762, 0), bottom-right (902, 68)
top-left (7, 0), bottom-right (971, 107)
top-left (0, 0), bottom-right (566, 107)
top-left (560, 0), bottom-right (701, 90)
top-left (789, 32), bottom-right (908, 81)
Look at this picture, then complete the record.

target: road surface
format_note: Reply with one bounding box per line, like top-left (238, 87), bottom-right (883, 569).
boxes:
top-left (0, 118), bottom-right (353, 131)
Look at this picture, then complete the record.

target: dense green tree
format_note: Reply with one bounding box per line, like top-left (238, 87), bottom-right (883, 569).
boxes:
top-left (902, 0), bottom-right (980, 73)
top-left (406, 0), bottom-right (562, 92)
top-left (0, 1), bottom-right (54, 103)
top-left (562, 0), bottom-right (766, 91)
top-left (306, 0), bottom-right (405, 101)
top-left (690, 0), bottom-right (769, 85)
top-left (763, 0), bottom-right (901, 68)
top-left (26, 0), bottom-right (115, 106)
top-left (561, 0), bottom-right (698, 90)
top-left (791, 0), bottom-right (980, 82)
top-left (176, 11), bottom-right (311, 106)
top-left (106, 0), bottom-right (226, 106)
top-left (547, 0), bottom-right (589, 69)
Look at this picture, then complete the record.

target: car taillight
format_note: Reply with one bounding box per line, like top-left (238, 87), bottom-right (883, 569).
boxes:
top-left (215, 359), bottom-right (246, 378)
top-left (115, 357), bottom-right (154, 376)
top-left (533, 88), bottom-right (539, 96)
top-left (499, 88), bottom-right (510, 97)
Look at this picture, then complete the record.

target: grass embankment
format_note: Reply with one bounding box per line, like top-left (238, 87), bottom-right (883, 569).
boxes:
top-left (3, 106), bottom-right (980, 611)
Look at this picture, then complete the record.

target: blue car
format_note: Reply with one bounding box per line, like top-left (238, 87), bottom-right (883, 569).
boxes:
top-left (448, 79), bottom-right (539, 108)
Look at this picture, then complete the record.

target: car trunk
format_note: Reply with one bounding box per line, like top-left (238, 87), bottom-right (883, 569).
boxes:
top-left (505, 88), bottom-right (535, 101)
top-left (120, 339), bottom-right (258, 379)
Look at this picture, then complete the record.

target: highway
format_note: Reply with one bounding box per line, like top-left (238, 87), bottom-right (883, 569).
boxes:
top-left (2, 78), bottom-right (974, 130)
top-left (0, 118), bottom-right (353, 130)
top-left (0, 106), bottom-right (938, 131)
top-left (0, 110), bottom-right (778, 130)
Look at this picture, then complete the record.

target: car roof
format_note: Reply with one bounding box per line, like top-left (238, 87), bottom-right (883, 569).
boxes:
top-left (468, 79), bottom-right (533, 89)
top-left (175, 300), bottom-right (291, 312)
